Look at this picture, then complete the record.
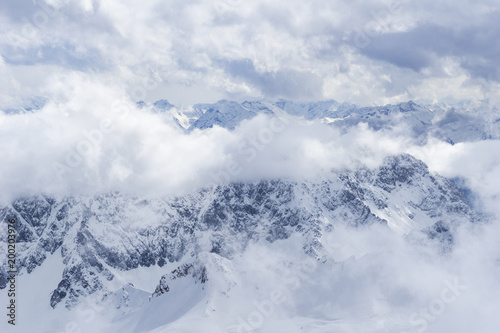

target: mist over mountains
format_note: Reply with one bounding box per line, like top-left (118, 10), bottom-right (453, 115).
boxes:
top-left (1, 92), bottom-right (500, 332)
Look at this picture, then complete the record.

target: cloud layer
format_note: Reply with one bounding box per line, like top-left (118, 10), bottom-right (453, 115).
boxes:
top-left (0, 72), bottom-right (499, 211)
top-left (1, 0), bottom-right (499, 106)
top-left (0, 73), bottom-right (413, 202)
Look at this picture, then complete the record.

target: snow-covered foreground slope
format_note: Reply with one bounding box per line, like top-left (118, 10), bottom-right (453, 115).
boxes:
top-left (3, 153), bottom-right (498, 332)
top-left (2, 221), bottom-right (500, 333)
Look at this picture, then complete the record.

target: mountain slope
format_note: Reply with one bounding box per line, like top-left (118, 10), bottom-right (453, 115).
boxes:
top-left (0, 154), bottom-right (476, 311)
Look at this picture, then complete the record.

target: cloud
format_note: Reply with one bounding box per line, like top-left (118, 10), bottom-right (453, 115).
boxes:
top-left (2, 43), bottom-right (107, 70)
top-left (0, 72), bottom-right (416, 202)
top-left (1, 70), bottom-right (498, 204)
top-left (220, 58), bottom-right (324, 100)
top-left (0, 0), bottom-right (499, 106)
top-left (360, 17), bottom-right (500, 80)
top-left (408, 139), bottom-right (500, 215)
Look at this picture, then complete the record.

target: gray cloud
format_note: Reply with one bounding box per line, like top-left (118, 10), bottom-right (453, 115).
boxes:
top-left (360, 10), bottom-right (500, 80)
top-left (0, 0), bottom-right (499, 106)
top-left (0, 0), bottom-right (41, 20)
top-left (220, 58), bottom-right (324, 100)
top-left (2, 43), bottom-right (108, 71)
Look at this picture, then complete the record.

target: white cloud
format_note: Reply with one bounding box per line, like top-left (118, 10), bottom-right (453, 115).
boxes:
top-left (0, 72), bottom-right (418, 202)
top-left (2, 71), bottom-right (498, 207)
top-left (0, 0), bottom-right (498, 106)
top-left (409, 139), bottom-right (500, 215)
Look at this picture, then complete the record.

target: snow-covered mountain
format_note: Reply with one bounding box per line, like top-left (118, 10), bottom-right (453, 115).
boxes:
top-left (148, 98), bottom-right (500, 144)
top-left (0, 153), bottom-right (480, 331)
top-left (1, 97), bottom-right (499, 332)
top-left (11, 96), bottom-right (499, 144)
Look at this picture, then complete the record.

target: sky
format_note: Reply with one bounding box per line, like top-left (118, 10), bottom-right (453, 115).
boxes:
top-left (0, 0), bottom-right (499, 107)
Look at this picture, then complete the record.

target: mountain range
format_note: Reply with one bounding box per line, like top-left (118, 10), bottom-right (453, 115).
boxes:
top-left (0, 98), bottom-right (497, 333)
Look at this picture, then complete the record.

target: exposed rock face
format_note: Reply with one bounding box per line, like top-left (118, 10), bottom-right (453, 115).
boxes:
top-left (0, 154), bottom-right (476, 308)
top-left (152, 262), bottom-right (208, 298)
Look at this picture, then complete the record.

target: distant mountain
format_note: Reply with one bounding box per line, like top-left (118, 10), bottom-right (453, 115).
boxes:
top-left (154, 98), bottom-right (499, 144)
top-left (189, 100), bottom-right (260, 130)
top-left (7, 96), bottom-right (497, 144)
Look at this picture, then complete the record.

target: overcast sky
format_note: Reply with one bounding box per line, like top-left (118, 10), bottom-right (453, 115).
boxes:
top-left (1, 0), bottom-right (499, 107)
